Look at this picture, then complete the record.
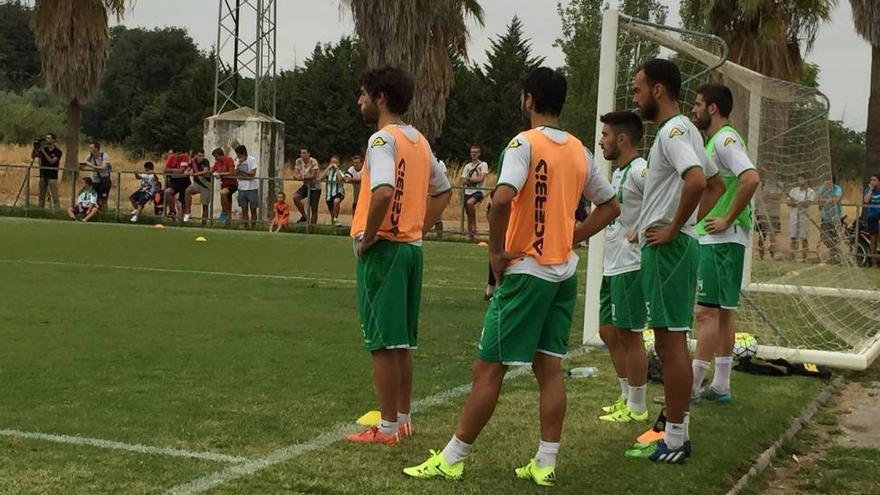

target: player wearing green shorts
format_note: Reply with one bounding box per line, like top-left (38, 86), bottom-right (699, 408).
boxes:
top-left (404, 68), bottom-right (619, 486)
top-left (595, 111), bottom-right (651, 423)
top-left (631, 59), bottom-right (723, 463)
top-left (347, 67), bottom-right (452, 445)
top-left (691, 83), bottom-right (760, 404)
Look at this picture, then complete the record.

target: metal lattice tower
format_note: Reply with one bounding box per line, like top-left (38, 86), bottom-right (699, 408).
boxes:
top-left (213, 0), bottom-right (277, 117)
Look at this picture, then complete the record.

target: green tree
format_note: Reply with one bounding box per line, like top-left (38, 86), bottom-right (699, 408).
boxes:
top-left (848, 0), bottom-right (880, 175)
top-left (0, 1), bottom-right (41, 92)
top-left (435, 55), bottom-right (489, 161)
top-left (680, 0), bottom-right (834, 81)
top-left (82, 26), bottom-right (202, 144)
top-left (828, 120), bottom-right (866, 179)
top-left (275, 37), bottom-right (371, 161)
top-left (0, 86), bottom-right (66, 144)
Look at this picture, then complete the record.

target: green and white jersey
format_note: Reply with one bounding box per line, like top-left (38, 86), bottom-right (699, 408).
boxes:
top-left (603, 156), bottom-right (648, 276)
top-left (696, 125), bottom-right (756, 247)
top-left (637, 114), bottom-right (718, 243)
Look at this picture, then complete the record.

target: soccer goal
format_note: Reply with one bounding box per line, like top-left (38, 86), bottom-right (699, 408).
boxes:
top-left (584, 9), bottom-right (880, 370)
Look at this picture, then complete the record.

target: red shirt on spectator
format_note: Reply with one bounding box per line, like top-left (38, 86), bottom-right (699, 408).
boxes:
top-left (212, 155), bottom-right (238, 188)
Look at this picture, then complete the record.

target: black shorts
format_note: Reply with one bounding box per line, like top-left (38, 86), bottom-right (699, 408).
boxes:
top-left (131, 191), bottom-right (152, 206)
top-left (296, 185), bottom-right (321, 209)
top-left (93, 179), bottom-right (112, 199)
top-left (221, 184), bottom-right (238, 195)
top-left (465, 191), bottom-right (484, 204)
top-left (326, 193), bottom-right (344, 209)
top-left (170, 180), bottom-right (190, 200)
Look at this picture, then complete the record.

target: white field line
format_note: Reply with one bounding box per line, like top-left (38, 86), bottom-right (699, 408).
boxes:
top-left (0, 259), bottom-right (480, 291)
top-left (0, 428), bottom-right (248, 464)
top-left (164, 347), bottom-right (592, 495)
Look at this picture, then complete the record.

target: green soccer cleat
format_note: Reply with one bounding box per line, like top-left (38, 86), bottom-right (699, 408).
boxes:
top-left (599, 405), bottom-right (650, 423)
top-left (699, 386), bottom-right (732, 404)
top-left (624, 441), bottom-right (659, 459)
top-left (601, 397), bottom-right (626, 414)
top-left (403, 449), bottom-right (463, 480)
top-left (514, 458), bottom-right (556, 487)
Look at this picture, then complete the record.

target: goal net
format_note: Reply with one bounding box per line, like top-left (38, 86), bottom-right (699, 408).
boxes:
top-left (584, 10), bottom-right (880, 370)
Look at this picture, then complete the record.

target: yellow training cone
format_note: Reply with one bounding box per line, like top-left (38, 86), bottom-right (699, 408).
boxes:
top-left (195, 236), bottom-right (207, 242)
top-left (478, 241), bottom-right (488, 247)
top-left (356, 410), bottom-right (381, 426)
top-left (154, 224), bottom-right (165, 229)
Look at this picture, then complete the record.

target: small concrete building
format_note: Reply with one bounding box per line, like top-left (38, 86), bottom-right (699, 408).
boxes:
top-left (203, 107), bottom-right (285, 218)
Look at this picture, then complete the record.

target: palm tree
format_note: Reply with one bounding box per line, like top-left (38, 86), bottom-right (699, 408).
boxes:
top-left (849, 0), bottom-right (880, 174)
top-left (31, 0), bottom-right (129, 186)
top-left (681, 0), bottom-right (835, 81)
top-left (344, 0), bottom-right (484, 141)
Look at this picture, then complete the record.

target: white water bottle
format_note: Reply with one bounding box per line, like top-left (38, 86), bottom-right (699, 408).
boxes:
top-left (566, 367), bottom-right (598, 378)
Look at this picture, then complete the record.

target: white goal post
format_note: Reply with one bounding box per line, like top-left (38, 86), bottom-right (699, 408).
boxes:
top-left (583, 10), bottom-right (880, 371)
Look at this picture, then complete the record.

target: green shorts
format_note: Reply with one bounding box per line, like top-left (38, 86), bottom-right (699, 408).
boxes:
top-left (356, 241), bottom-right (423, 352)
top-left (600, 272), bottom-right (646, 330)
top-left (640, 233), bottom-right (699, 331)
top-left (479, 273), bottom-right (577, 365)
top-left (697, 242), bottom-right (745, 309)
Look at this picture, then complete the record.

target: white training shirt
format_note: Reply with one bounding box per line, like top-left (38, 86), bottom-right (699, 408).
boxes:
top-left (237, 156), bottom-right (259, 191)
top-left (788, 186), bottom-right (816, 224)
top-left (699, 126), bottom-right (756, 247)
top-left (497, 126), bottom-right (616, 282)
top-left (603, 157), bottom-right (648, 276)
top-left (637, 114), bottom-right (718, 243)
top-left (356, 124), bottom-right (452, 246)
top-left (461, 160), bottom-right (489, 195)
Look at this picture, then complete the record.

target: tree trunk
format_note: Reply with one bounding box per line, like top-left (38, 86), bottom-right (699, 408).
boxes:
top-left (867, 44), bottom-right (880, 178)
top-left (65, 98), bottom-right (80, 205)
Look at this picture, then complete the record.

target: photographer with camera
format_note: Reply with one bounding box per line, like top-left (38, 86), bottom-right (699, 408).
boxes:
top-left (32, 133), bottom-right (63, 210)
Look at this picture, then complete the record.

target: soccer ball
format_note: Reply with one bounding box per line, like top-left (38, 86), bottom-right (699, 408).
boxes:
top-left (733, 332), bottom-right (759, 360)
top-left (642, 328), bottom-right (656, 357)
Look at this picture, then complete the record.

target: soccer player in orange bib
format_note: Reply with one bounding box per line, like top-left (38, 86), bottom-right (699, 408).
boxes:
top-left (404, 68), bottom-right (620, 486)
top-left (345, 67), bottom-right (452, 445)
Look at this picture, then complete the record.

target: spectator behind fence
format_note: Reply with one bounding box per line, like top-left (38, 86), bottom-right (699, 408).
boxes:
top-left (433, 157), bottom-right (447, 237)
top-left (67, 177), bottom-right (99, 222)
top-left (293, 148), bottom-right (321, 224)
top-left (787, 176), bottom-right (816, 262)
top-left (818, 175), bottom-right (843, 261)
top-left (344, 154), bottom-right (363, 214)
top-left (270, 191), bottom-right (290, 233)
top-left (33, 133), bottom-right (62, 210)
top-left (164, 149), bottom-right (191, 220)
top-left (756, 169), bottom-right (784, 260)
top-left (234, 145), bottom-right (259, 230)
top-left (863, 173), bottom-right (880, 266)
top-left (322, 155), bottom-right (345, 225)
top-left (184, 149), bottom-right (212, 225)
top-left (129, 161), bottom-right (160, 223)
top-left (82, 141), bottom-right (112, 210)
top-left (460, 144), bottom-right (489, 240)
top-left (211, 147), bottom-right (238, 226)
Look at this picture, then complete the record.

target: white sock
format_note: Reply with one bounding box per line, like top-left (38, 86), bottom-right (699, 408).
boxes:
top-left (397, 412), bottom-right (411, 425)
top-left (441, 435), bottom-right (472, 465)
top-left (665, 421), bottom-right (686, 449)
top-left (535, 440), bottom-right (560, 469)
top-left (692, 359), bottom-right (711, 395)
top-left (378, 419), bottom-right (398, 436)
top-left (485, 284), bottom-right (495, 296)
top-left (711, 356), bottom-right (734, 394)
top-left (683, 412), bottom-right (691, 442)
top-left (627, 384), bottom-right (647, 413)
top-left (618, 377), bottom-right (629, 401)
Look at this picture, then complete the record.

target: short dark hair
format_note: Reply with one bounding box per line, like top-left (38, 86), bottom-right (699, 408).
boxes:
top-left (522, 67), bottom-right (567, 116)
top-left (212, 147), bottom-right (225, 157)
top-left (144, 161), bottom-right (154, 170)
top-left (696, 83), bottom-right (733, 118)
top-left (234, 145), bottom-right (248, 156)
top-left (90, 141), bottom-right (101, 150)
top-left (470, 144), bottom-right (480, 150)
top-left (360, 66), bottom-right (415, 115)
top-left (639, 59), bottom-right (681, 99)
top-left (194, 148), bottom-right (205, 155)
top-left (83, 177), bottom-right (93, 185)
top-left (600, 111), bottom-right (644, 144)
top-left (47, 133), bottom-right (56, 140)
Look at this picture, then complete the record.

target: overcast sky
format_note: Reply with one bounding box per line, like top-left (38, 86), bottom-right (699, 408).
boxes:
top-left (112, 0), bottom-right (869, 131)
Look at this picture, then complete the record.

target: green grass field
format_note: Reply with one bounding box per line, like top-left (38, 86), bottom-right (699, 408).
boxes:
top-left (0, 217), bottom-right (827, 494)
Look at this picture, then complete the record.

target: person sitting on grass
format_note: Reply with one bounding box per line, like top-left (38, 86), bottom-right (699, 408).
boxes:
top-left (270, 192), bottom-right (290, 233)
top-left (68, 177), bottom-right (99, 222)
top-left (129, 161), bottom-right (159, 223)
